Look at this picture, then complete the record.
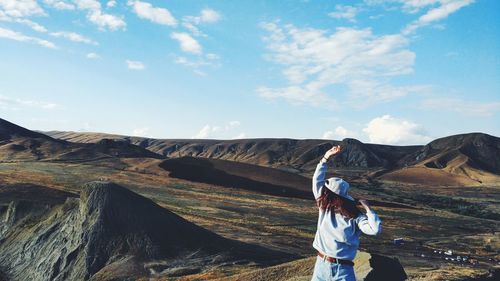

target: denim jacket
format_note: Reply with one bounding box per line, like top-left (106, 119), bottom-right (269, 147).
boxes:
top-left (312, 162), bottom-right (382, 261)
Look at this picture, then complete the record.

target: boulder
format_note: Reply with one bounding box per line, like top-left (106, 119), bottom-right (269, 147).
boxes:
top-left (217, 252), bottom-right (407, 281)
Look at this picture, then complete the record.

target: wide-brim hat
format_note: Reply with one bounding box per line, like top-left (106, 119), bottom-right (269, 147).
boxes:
top-left (325, 177), bottom-right (354, 201)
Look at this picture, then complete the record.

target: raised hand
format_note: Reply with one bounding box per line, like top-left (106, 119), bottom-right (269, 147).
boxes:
top-left (323, 145), bottom-right (342, 161)
top-left (359, 199), bottom-right (371, 212)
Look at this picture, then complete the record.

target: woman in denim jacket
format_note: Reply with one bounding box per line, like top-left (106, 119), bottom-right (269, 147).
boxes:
top-left (311, 145), bottom-right (382, 281)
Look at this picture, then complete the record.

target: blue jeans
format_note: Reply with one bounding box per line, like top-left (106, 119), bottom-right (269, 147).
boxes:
top-left (311, 256), bottom-right (355, 281)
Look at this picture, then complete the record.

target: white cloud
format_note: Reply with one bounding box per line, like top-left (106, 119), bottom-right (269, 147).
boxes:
top-left (193, 124), bottom-right (212, 139)
top-left (184, 8), bottom-right (221, 25)
top-left (192, 121), bottom-right (243, 139)
top-left (322, 131), bottom-right (335, 139)
top-left (182, 21), bottom-right (204, 37)
top-left (363, 115), bottom-right (431, 145)
top-left (74, 0), bottom-right (126, 31)
top-left (0, 26), bottom-right (56, 48)
top-left (199, 8), bottom-right (221, 23)
top-left (74, 0), bottom-right (100, 10)
top-left (328, 5), bottom-right (358, 22)
top-left (421, 98), bottom-right (500, 117)
top-left (170, 32), bottom-right (202, 54)
top-left (206, 53), bottom-right (219, 60)
top-left (259, 22), bottom-right (418, 108)
top-left (174, 56), bottom-right (205, 67)
top-left (400, 0), bottom-right (441, 12)
top-left (132, 127), bottom-right (150, 137)
top-left (365, 0), bottom-right (475, 29)
top-left (106, 1), bottom-right (116, 8)
top-left (322, 126), bottom-right (356, 140)
top-left (173, 53), bottom-right (220, 75)
top-left (127, 0), bottom-right (177, 26)
top-left (0, 95), bottom-right (58, 110)
top-left (233, 133), bottom-right (246, 139)
top-left (87, 10), bottom-right (126, 31)
top-left (14, 18), bottom-right (47, 32)
top-left (364, 0), bottom-right (441, 13)
top-left (0, 14), bottom-right (48, 33)
top-left (0, 0), bottom-right (45, 17)
top-left (50, 31), bottom-right (98, 45)
top-left (126, 60), bottom-right (145, 70)
top-left (86, 52), bottom-right (100, 59)
top-left (43, 0), bottom-right (75, 10)
top-left (367, 0), bottom-right (476, 34)
top-left (182, 8), bottom-right (221, 37)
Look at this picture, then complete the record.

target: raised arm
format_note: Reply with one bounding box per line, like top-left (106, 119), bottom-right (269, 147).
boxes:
top-left (312, 145), bottom-right (342, 199)
top-left (312, 161), bottom-right (327, 199)
top-left (356, 200), bottom-right (382, 235)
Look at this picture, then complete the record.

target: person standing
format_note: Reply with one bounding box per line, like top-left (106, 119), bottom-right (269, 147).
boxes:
top-left (311, 145), bottom-right (382, 281)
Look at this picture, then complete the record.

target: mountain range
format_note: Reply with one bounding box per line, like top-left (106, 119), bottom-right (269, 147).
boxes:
top-left (42, 124), bottom-right (500, 187)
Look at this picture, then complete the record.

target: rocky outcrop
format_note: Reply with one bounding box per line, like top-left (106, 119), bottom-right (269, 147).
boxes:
top-left (0, 182), bottom-right (290, 281)
top-left (354, 252), bottom-right (407, 281)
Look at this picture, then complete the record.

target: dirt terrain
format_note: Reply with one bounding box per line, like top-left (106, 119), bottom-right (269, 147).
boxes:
top-left (0, 118), bottom-right (498, 280)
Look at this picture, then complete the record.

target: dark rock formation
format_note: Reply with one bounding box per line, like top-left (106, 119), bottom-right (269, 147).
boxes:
top-left (160, 156), bottom-right (312, 199)
top-left (0, 118), bottom-right (56, 141)
top-left (0, 182), bottom-right (290, 281)
top-left (355, 252), bottom-right (407, 281)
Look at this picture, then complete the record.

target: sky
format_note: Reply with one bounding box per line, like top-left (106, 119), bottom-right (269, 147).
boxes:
top-left (0, 0), bottom-right (499, 145)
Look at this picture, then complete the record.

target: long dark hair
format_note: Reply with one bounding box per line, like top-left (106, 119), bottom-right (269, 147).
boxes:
top-left (316, 186), bottom-right (361, 219)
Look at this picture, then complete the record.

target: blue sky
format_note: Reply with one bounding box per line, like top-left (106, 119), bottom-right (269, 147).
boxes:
top-left (0, 0), bottom-right (498, 144)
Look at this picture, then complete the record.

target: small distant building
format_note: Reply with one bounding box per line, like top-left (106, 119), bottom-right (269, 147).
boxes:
top-left (393, 238), bottom-right (405, 245)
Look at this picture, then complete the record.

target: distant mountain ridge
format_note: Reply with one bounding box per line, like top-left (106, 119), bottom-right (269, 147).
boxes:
top-left (0, 118), bottom-right (162, 161)
top-left (44, 130), bottom-right (422, 175)
top-left (382, 133), bottom-right (500, 186)
top-left (1, 118), bottom-right (499, 186)
top-left (43, 128), bottom-right (500, 185)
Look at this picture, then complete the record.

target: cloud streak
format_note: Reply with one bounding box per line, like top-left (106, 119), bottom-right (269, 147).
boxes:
top-left (126, 60), bottom-right (145, 70)
top-left (128, 0), bottom-right (177, 26)
top-left (0, 26), bottom-right (57, 49)
top-left (403, 0), bottom-right (475, 34)
top-left (50, 31), bottom-right (98, 45)
top-left (0, 95), bottom-right (58, 110)
top-left (74, 0), bottom-right (126, 31)
top-left (170, 32), bottom-right (202, 54)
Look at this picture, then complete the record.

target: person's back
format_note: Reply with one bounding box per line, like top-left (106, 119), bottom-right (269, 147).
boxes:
top-left (311, 145), bottom-right (381, 281)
